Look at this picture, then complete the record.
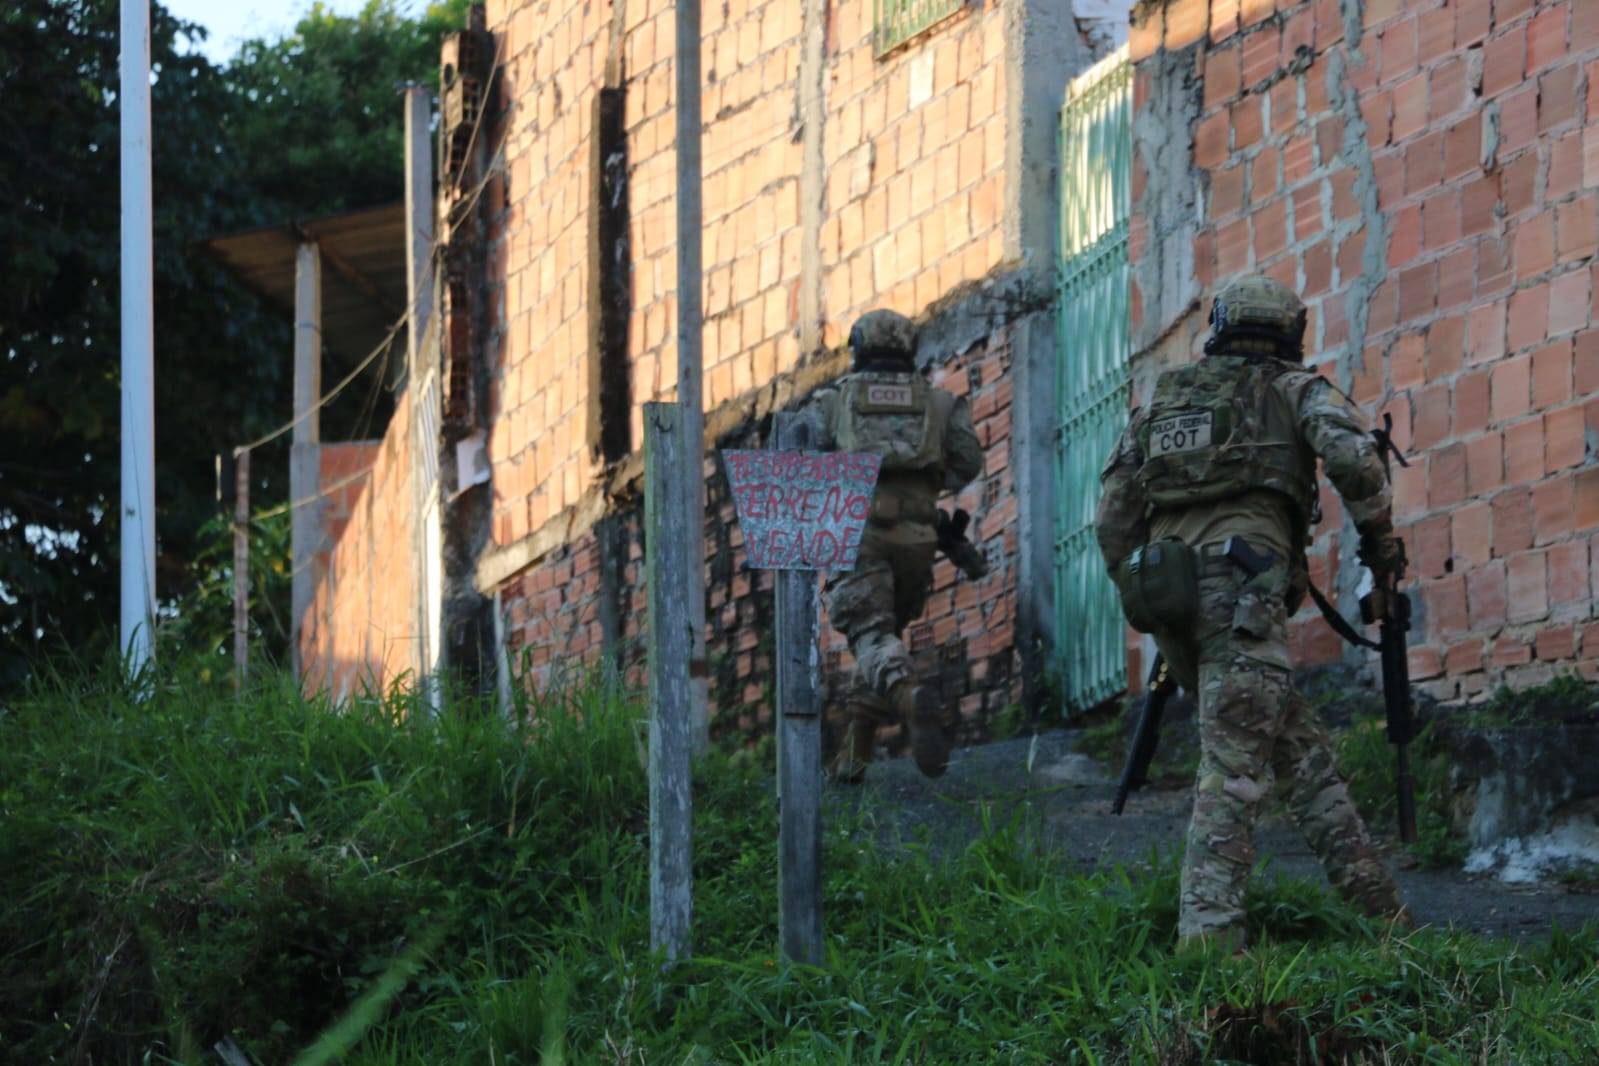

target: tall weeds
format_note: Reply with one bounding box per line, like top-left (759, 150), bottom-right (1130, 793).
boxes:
top-left (3, 659), bottom-right (1597, 1064)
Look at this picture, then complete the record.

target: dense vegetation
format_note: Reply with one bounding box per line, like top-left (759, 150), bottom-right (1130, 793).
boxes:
top-left (4, 662), bottom-right (1597, 1064)
top-left (0, 0), bottom-right (470, 689)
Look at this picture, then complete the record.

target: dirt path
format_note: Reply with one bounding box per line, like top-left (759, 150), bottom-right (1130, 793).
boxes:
top-left (825, 730), bottom-right (1599, 944)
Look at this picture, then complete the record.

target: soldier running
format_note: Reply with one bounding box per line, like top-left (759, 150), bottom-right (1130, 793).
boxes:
top-left (803, 309), bottom-right (984, 784)
top-left (1094, 275), bottom-right (1410, 953)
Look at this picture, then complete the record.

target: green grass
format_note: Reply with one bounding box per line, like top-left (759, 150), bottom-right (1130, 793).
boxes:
top-left (4, 661), bottom-right (1599, 1064)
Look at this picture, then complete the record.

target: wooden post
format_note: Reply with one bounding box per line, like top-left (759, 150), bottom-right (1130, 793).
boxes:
top-left (233, 448), bottom-right (250, 691)
top-left (645, 402), bottom-right (693, 963)
top-left (675, 0), bottom-right (709, 752)
top-left (773, 411), bottom-right (823, 966)
top-left (289, 240), bottom-right (322, 680)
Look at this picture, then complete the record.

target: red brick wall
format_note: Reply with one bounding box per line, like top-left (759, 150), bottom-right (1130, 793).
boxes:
top-left (481, 0), bottom-right (1013, 557)
top-left (1131, 0), bottom-right (1599, 699)
top-left (298, 421), bottom-right (419, 697)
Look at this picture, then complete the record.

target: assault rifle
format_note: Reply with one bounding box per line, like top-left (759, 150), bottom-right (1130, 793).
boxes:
top-left (1359, 542), bottom-right (1418, 844)
top-left (935, 507), bottom-right (989, 580)
top-left (1112, 655), bottom-right (1178, 814)
top-left (1306, 412), bottom-right (1418, 844)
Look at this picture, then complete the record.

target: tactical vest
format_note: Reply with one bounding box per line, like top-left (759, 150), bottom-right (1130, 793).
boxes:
top-left (1134, 355), bottom-right (1318, 521)
top-left (833, 371), bottom-right (946, 475)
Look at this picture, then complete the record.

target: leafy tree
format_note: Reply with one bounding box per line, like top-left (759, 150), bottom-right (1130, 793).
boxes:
top-left (0, 0), bottom-right (473, 688)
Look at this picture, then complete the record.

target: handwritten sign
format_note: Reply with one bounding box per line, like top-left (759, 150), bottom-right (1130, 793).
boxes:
top-left (722, 450), bottom-right (881, 570)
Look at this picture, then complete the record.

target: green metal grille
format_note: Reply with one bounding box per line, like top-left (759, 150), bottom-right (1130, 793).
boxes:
top-left (1054, 51), bottom-right (1132, 715)
top-left (874, 0), bottom-right (965, 56)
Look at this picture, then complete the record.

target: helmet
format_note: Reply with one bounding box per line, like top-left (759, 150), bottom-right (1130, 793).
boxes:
top-left (1206, 275), bottom-right (1307, 360)
top-left (848, 309), bottom-right (916, 370)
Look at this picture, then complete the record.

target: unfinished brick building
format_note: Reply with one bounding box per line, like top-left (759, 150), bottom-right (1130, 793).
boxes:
top-left (296, 0), bottom-right (1599, 745)
top-left (1125, 0), bottom-right (1599, 701)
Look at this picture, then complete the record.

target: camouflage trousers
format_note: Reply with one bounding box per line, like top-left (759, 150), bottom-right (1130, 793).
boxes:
top-left (823, 529), bottom-right (937, 753)
top-left (1154, 543), bottom-right (1403, 946)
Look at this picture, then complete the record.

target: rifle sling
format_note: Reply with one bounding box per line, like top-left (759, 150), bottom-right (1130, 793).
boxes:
top-left (1306, 580), bottom-right (1380, 651)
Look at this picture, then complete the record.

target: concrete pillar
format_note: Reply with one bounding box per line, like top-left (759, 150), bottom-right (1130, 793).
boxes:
top-left (290, 240), bottom-right (322, 680)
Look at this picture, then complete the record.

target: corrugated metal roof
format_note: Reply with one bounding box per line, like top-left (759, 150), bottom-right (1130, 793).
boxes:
top-left (201, 201), bottom-right (410, 364)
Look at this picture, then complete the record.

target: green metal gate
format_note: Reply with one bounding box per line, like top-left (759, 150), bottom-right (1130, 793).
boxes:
top-left (1054, 49), bottom-right (1132, 714)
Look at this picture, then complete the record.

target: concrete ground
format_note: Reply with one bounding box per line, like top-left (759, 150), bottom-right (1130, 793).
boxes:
top-left (825, 729), bottom-right (1599, 944)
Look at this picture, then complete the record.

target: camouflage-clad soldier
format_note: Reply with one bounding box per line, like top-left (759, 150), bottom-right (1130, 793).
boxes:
top-left (804, 309), bottom-right (985, 783)
top-left (1095, 275), bottom-right (1409, 953)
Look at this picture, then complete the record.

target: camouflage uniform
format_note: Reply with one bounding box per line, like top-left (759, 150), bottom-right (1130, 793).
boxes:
top-left (804, 310), bottom-right (985, 781)
top-left (1095, 276), bottom-right (1406, 951)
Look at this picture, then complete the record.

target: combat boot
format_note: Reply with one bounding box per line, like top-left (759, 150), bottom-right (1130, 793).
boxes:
top-left (827, 715), bottom-right (875, 785)
top-left (891, 680), bottom-right (950, 778)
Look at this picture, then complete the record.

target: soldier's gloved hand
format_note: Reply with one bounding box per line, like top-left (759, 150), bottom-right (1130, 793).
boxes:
top-left (1358, 528), bottom-right (1406, 580)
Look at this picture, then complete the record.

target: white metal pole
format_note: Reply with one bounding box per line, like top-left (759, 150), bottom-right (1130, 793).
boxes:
top-left (120, 0), bottom-right (156, 673)
top-left (675, 0), bottom-right (709, 749)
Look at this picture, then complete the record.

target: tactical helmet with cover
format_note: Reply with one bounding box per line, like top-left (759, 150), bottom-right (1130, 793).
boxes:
top-left (849, 309), bottom-right (916, 371)
top-left (1204, 275), bottom-right (1307, 361)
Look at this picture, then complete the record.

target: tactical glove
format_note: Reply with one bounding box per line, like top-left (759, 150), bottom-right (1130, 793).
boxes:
top-left (935, 507), bottom-right (989, 580)
top-left (1357, 527), bottom-right (1406, 581)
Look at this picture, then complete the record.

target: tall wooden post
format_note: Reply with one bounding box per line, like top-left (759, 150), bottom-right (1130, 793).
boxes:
top-left (645, 402), bottom-right (693, 963)
top-left (772, 412), bottom-right (823, 965)
top-left (233, 448), bottom-right (250, 691)
top-left (289, 241), bottom-right (322, 680)
top-left (675, 0), bottom-right (709, 751)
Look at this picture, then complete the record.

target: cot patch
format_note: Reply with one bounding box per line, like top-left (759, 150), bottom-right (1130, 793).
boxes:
top-left (863, 383), bottom-right (915, 409)
top-left (1148, 411), bottom-right (1213, 457)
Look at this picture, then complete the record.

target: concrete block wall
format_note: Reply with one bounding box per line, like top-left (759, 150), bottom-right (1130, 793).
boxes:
top-left (1129, 0), bottom-right (1599, 700)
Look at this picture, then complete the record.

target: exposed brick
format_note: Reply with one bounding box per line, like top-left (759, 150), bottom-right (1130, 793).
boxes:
top-left (1460, 176), bottom-right (1500, 237)
top-left (1507, 284), bottom-right (1549, 353)
top-left (1468, 301), bottom-right (1507, 365)
top-left (1427, 315), bottom-right (1466, 382)
top-left (1211, 164), bottom-right (1246, 220)
top-left (1398, 262), bottom-right (1438, 324)
top-left (1548, 131), bottom-right (1584, 201)
top-left (1513, 210), bottom-right (1555, 282)
top-left (1252, 147), bottom-right (1282, 203)
top-left (1579, 0), bottom-right (1599, 53)
top-left (1508, 550), bottom-right (1550, 624)
top-left (1578, 330), bottom-right (1599, 395)
top-left (1499, 86), bottom-right (1541, 159)
top-left (1447, 639), bottom-right (1486, 675)
top-left (1412, 514), bottom-right (1452, 579)
top-left (1556, 196), bottom-right (1598, 265)
top-left (1428, 442), bottom-right (1467, 509)
top-left (1391, 73), bottom-right (1428, 143)
top-left (1457, 0), bottom-right (1492, 45)
top-left (1254, 196), bottom-right (1288, 261)
top-left (1505, 417), bottom-right (1545, 484)
top-left (1205, 43), bottom-right (1243, 109)
top-left (1425, 573), bottom-right (1469, 638)
top-left (1412, 382), bottom-right (1451, 450)
top-left (1454, 500), bottom-right (1493, 566)
top-left (1526, 4), bottom-right (1569, 74)
top-left (1532, 341), bottom-right (1574, 409)
top-left (1196, 110), bottom-right (1230, 169)
top-left (1388, 204), bottom-right (1422, 268)
top-left (1549, 269), bottom-right (1592, 337)
top-left (1580, 468), bottom-right (1599, 529)
top-left (1478, 237), bottom-right (1514, 296)
top-left (1547, 405), bottom-right (1589, 470)
top-left (1492, 633), bottom-right (1533, 668)
top-left (1535, 475), bottom-right (1573, 548)
top-left (1502, 153), bottom-right (1540, 218)
top-left (1465, 430), bottom-right (1504, 494)
top-left (1233, 96), bottom-right (1266, 151)
top-left (1469, 559), bottom-right (1509, 629)
top-left (1379, 16), bottom-right (1419, 86)
top-left (1481, 24), bottom-right (1526, 100)
top-left (1493, 486), bottom-right (1535, 555)
top-left (1537, 623), bottom-right (1577, 662)
top-left (1539, 63), bottom-right (1581, 134)
top-left (1242, 23), bottom-right (1282, 89)
top-left (1550, 540), bottom-right (1590, 610)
